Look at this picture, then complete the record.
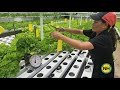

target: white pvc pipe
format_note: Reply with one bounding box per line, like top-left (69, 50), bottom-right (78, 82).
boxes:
top-left (17, 53), bottom-right (59, 78)
top-left (69, 13), bottom-right (72, 28)
top-left (81, 58), bottom-right (94, 78)
top-left (51, 49), bottom-right (81, 78)
top-left (80, 15), bottom-right (82, 26)
top-left (65, 50), bottom-right (88, 78)
top-left (40, 13), bottom-right (44, 40)
top-left (0, 35), bottom-right (15, 45)
top-left (33, 51), bottom-right (69, 78)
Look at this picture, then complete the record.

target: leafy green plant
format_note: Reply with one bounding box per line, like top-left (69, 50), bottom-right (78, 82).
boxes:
top-left (16, 33), bottom-right (37, 54)
top-left (0, 50), bottom-right (24, 78)
top-left (0, 19), bottom-right (107, 78)
top-left (0, 44), bottom-right (10, 61)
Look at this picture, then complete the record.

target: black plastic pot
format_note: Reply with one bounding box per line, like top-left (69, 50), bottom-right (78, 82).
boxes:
top-left (24, 53), bottom-right (32, 66)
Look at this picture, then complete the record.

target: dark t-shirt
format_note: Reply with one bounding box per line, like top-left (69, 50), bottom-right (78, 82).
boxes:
top-left (83, 29), bottom-right (114, 78)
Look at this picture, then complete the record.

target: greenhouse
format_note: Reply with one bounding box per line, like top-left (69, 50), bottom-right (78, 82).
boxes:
top-left (0, 12), bottom-right (120, 78)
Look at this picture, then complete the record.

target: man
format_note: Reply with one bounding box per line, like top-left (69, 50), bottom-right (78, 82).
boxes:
top-left (51, 12), bottom-right (117, 78)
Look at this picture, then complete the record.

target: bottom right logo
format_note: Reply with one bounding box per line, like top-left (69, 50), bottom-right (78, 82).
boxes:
top-left (101, 63), bottom-right (112, 74)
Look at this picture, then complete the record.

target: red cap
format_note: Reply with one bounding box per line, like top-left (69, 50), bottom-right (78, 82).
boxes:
top-left (90, 12), bottom-right (117, 27)
top-left (102, 12), bottom-right (116, 27)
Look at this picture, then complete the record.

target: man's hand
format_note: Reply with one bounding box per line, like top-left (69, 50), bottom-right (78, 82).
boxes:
top-left (56, 28), bottom-right (65, 32)
top-left (51, 31), bottom-right (63, 40)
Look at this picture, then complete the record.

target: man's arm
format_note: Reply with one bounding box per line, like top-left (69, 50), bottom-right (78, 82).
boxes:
top-left (60, 34), bottom-right (94, 50)
top-left (57, 28), bottom-right (84, 35)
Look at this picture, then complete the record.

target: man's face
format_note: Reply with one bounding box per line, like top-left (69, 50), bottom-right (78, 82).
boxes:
top-left (92, 20), bottom-right (107, 32)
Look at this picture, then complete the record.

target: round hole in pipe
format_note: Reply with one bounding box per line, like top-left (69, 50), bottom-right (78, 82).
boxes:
top-left (82, 76), bottom-right (88, 78)
top-left (27, 69), bottom-right (33, 73)
top-left (57, 66), bottom-right (62, 70)
top-left (88, 62), bottom-right (93, 65)
top-left (77, 60), bottom-right (82, 62)
top-left (50, 53), bottom-right (54, 56)
top-left (45, 58), bottom-right (49, 60)
top-left (20, 65), bottom-right (25, 69)
top-left (69, 72), bottom-right (75, 77)
top-left (63, 62), bottom-right (68, 65)
top-left (46, 66), bottom-right (51, 69)
top-left (74, 49), bottom-right (78, 52)
top-left (63, 51), bottom-right (66, 54)
top-left (48, 73), bottom-right (54, 78)
top-left (71, 53), bottom-right (75, 55)
top-left (85, 65), bottom-right (90, 69)
top-left (53, 60), bottom-right (58, 63)
top-left (73, 65), bottom-right (79, 68)
top-left (37, 73), bottom-right (43, 77)
top-left (67, 55), bottom-right (72, 59)
top-left (58, 55), bottom-right (62, 58)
